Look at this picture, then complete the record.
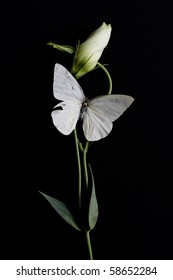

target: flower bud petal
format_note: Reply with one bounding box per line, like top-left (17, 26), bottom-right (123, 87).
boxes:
top-left (72, 22), bottom-right (112, 78)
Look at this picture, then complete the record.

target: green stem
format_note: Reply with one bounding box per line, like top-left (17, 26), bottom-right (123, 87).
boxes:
top-left (85, 231), bottom-right (93, 260)
top-left (73, 74), bottom-right (93, 260)
top-left (82, 141), bottom-right (94, 259)
top-left (83, 141), bottom-right (89, 190)
top-left (74, 128), bottom-right (81, 212)
top-left (97, 62), bottom-right (112, 95)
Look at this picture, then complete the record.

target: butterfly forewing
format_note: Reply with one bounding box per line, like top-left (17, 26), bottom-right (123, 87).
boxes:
top-left (53, 63), bottom-right (85, 103)
top-left (89, 95), bottom-right (134, 121)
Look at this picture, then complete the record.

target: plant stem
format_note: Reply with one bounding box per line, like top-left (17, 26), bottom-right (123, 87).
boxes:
top-left (97, 62), bottom-right (112, 95)
top-left (73, 74), bottom-right (93, 260)
top-left (74, 128), bottom-right (81, 212)
top-left (85, 231), bottom-right (93, 260)
top-left (83, 141), bottom-right (89, 190)
top-left (82, 142), bottom-right (94, 259)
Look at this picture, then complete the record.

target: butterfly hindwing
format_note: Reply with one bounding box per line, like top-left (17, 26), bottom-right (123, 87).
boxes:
top-left (83, 106), bottom-right (113, 141)
top-left (52, 100), bottom-right (81, 135)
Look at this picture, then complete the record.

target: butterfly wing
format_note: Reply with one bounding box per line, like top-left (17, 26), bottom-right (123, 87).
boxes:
top-left (52, 63), bottom-right (85, 135)
top-left (51, 100), bottom-right (81, 135)
top-left (83, 95), bottom-right (134, 141)
top-left (53, 63), bottom-right (85, 102)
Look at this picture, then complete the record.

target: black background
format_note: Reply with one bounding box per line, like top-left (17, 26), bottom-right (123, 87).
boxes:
top-left (1, 0), bottom-right (173, 260)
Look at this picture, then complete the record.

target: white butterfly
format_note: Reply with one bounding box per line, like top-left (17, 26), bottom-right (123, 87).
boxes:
top-left (51, 63), bottom-right (134, 141)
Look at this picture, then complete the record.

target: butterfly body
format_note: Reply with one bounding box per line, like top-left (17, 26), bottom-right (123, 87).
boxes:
top-left (52, 63), bottom-right (134, 141)
top-left (80, 98), bottom-right (89, 119)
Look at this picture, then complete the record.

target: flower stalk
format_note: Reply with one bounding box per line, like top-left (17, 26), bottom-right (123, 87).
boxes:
top-left (83, 141), bottom-right (89, 190)
top-left (97, 62), bottom-right (112, 95)
top-left (74, 128), bottom-right (82, 213)
top-left (85, 231), bottom-right (93, 260)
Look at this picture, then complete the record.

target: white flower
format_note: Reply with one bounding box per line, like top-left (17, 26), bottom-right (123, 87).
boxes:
top-left (72, 22), bottom-right (112, 78)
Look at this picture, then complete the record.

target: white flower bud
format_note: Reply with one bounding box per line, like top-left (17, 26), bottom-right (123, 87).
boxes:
top-left (72, 22), bottom-right (112, 78)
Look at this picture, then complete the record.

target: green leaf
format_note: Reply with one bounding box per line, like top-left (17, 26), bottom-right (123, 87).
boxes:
top-left (88, 165), bottom-right (99, 230)
top-left (39, 191), bottom-right (81, 231)
top-left (47, 42), bottom-right (75, 54)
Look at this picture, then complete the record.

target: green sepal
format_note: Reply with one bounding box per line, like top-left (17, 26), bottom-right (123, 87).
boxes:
top-left (47, 42), bottom-right (75, 54)
top-left (39, 191), bottom-right (81, 231)
top-left (88, 164), bottom-right (99, 230)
